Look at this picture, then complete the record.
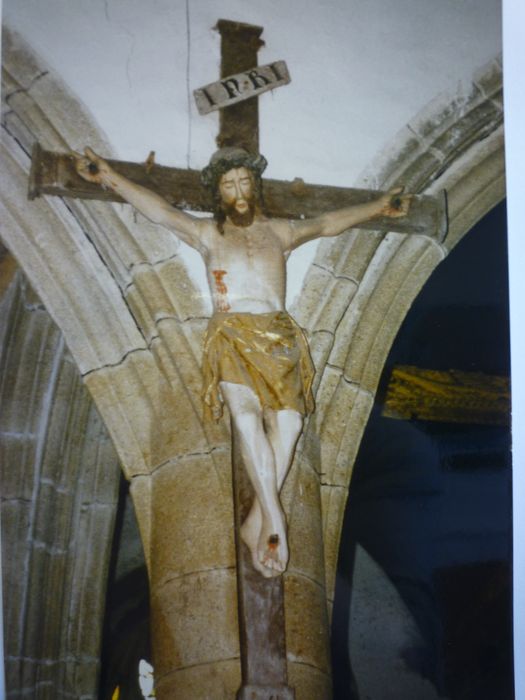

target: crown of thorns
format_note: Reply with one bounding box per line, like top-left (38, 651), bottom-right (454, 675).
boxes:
top-left (200, 147), bottom-right (267, 190)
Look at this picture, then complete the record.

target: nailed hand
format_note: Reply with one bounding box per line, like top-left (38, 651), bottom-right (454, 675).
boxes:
top-left (71, 147), bottom-right (111, 186)
top-left (379, 186), bottom-right (412, 219)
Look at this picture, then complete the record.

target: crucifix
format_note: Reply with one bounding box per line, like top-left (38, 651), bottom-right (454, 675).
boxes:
top-left (28, 18), bottom-right (447, 700)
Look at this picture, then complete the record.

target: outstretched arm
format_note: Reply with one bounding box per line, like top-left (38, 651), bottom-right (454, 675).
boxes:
top-left (73, 148), bottom-right (210, 253)
top-left (284, 187), bottom-right (411, 251)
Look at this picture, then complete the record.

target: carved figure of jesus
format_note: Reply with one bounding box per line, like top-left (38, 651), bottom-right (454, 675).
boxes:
top-left (74, 146), bottom-right (410, 578)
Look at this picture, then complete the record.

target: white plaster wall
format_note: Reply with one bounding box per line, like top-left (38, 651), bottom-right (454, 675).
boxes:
top-left (2, 0), bottom-right (502, 177)
top-left (2, 0), bottom-right (502, 305)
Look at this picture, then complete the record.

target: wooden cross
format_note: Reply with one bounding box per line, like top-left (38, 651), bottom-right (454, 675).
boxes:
top-left (28, 19), bottom-right (447, 700)
top-left (28, 20), bottom-right (447, 239)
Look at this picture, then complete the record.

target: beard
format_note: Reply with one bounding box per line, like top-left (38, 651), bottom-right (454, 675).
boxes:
top-left (222, 198), bottom-right (256, 227)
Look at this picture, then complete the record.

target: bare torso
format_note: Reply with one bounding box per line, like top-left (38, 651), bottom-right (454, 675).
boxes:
top-left (202, 216), bottom-right (290, 314)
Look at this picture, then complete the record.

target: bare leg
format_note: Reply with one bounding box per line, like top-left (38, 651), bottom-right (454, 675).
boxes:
top-left (220, 382), bottom-right (298, 577)
top-left (240, 408), bottom-right (303, 573)
top-left (265, 408), bottom-right (303, 488)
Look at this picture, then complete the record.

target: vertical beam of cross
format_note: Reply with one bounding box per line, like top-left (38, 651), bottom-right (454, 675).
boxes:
top-left (232, 431), bottom-right (295, 700)
top-left (216, 19), bottom-right (264, 155)
top-left (215, 19), bottom-right (295, 700)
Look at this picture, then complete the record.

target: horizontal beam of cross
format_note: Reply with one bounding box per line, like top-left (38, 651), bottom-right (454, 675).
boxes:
top-left (29, 145), bottom-right (447, 240)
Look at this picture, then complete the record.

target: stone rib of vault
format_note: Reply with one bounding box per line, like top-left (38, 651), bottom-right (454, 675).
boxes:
top-left (1, 24), bottom-right (506, 699)
top-left (2, 27), bottom-right (323, 700)
top-left (290, 53), bottom-right (504, 607)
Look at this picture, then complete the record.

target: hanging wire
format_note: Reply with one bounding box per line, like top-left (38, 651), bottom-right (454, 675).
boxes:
top-left (185, 0), bottom-right (192, 168)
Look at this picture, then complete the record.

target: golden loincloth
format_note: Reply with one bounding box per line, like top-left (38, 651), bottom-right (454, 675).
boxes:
top-left (202, 311), bottom-right (315, 421)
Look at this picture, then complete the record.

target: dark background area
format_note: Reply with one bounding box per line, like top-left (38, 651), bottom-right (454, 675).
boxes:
top-left (332, 201), bottom-right (513, 699)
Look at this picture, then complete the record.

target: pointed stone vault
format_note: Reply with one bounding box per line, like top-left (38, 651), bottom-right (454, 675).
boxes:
top-left (1, 27), bottom-right (504, 699)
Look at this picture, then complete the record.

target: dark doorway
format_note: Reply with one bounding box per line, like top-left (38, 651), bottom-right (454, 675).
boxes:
top-left (332, 202), bottom-right (513, 699)
top-left (98, 478), bottom-right (152, 700)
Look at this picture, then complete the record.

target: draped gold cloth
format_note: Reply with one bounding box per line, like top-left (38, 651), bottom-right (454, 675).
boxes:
top-left (202, 311), bottom-right (315, 421)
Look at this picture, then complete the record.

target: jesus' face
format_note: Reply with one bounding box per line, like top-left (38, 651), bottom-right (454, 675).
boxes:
top-left (218, 166), bottom-right (256, 227)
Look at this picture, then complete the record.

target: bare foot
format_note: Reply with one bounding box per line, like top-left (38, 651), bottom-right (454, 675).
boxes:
top-left (241, 500), bottom-right (289, 578)
top-left (257, 511), bottom-right (289, 577)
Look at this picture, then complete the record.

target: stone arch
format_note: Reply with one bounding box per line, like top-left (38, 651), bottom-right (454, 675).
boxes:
top-left (0, 270), bottom-right (121, 697)
top-left (1, 26), bottom-right (505, 698)
top-left (289, 56), bottom-right (505, 603)
top-left (1, 28), bottom-right (238, 698)
top-left (1, 27), bottom-right (232, 552)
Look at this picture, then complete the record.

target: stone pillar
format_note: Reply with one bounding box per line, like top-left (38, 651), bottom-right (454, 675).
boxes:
top-left (282, 449), bottom-right (333, 698)
top-left (145, 451), bottom-right (242, 698)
